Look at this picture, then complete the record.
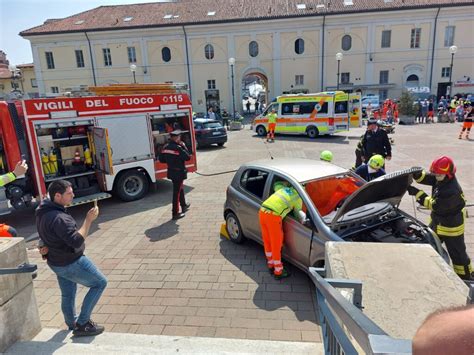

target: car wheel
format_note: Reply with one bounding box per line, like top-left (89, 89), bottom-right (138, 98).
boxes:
top-left (217, 142), bottom-right (225, 147)
top-left (225, 212), bottom-right (245, 244)
top-left (306, 126), bottom-right (319, 139)
top-left (256, 125), bottom-right (267, 136)
top-left (114, 169), bottom-right (149, 202)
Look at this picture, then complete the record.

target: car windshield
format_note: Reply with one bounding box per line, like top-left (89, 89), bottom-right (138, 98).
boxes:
top-left (304, 174), bottom-right (364, 217)
top-left (203, 122), bottom-right (222, 129)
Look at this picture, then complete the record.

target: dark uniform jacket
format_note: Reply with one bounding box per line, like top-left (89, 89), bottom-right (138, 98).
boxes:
top-left (354, 164), bottom-right (385, 182)
top-left (36, 200), bottom-right (85, 266)
top-left (361, 128), bottom-right (392, 158)
top-left (414, 171), bottom-right (466, 237)
top-left (159, 140), bottom-right (191, 181)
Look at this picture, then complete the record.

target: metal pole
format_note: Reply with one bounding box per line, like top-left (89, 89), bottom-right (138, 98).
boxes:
top-left (133, 71), bottom-right (137, 84)
top-left (337, 60), bottom-right (341, 91)
top-left (448, 53), bottom-right (454, 97)
top-left (231, 64), bottom-right (236, 118)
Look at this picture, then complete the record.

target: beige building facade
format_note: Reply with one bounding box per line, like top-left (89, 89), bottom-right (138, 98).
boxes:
top-left (21, 1), bottom-right (473, 112)
top-left (0, 51), bottom-right (38, 100)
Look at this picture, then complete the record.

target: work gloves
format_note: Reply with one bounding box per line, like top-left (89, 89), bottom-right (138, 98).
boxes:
top-left (407, 186), bottom-right (420, 196)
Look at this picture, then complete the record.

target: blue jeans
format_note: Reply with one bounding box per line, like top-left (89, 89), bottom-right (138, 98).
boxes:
top-left (49, 255), bottom-right (107, 327)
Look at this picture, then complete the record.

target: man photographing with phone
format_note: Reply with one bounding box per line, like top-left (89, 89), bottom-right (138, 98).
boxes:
top-left (36, 180), bottom-right (107, 336)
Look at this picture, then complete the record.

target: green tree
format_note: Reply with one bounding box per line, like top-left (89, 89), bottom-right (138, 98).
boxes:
top-left (398, 90), bottom-right (417, 116)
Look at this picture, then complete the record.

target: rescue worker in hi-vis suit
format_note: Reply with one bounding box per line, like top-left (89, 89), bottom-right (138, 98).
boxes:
top-left (259, 181), bottom-right (306, 279)
top-left (408, 156), bottom-right (472, 280)
top-left (266, 108), bottom-right (278, 142)
top-left (0, 160), bottom-right (28, 237)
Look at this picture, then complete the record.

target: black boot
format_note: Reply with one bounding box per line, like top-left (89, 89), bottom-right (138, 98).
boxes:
top-left (182, 203), bottom-right (191, 213)
top-left (172, 213), bottom-right (185, 220)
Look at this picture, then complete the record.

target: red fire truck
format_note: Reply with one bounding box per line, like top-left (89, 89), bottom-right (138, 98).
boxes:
top-left (0, 88), bottom-right (197, 215)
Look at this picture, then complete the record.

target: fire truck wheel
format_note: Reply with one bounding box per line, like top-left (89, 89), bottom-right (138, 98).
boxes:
top-left (306, 126), bottom-right (319, 139)
top-left (114, 170), bottom-right (149, 202)
top-left (256, 125), bottom-right (267, 136)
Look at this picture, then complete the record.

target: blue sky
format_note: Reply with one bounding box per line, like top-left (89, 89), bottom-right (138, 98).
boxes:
top-left (0, 0), bottom-right (161, 65)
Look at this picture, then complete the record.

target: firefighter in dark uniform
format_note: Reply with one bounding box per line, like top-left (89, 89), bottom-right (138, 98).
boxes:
top-left (408, 156), bottom-right (472, 280)
top-left (159, 130), bottom-right (191, 220)
top-left (361, 118), bottom-right (392, 165)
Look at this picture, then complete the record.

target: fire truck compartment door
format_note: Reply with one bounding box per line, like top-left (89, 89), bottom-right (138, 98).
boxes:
top-left (95, 115), bottom-right (153, 165)
top-left (92, 127), bottom-right (114, 175)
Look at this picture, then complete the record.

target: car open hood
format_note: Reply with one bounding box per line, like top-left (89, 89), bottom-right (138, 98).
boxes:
top-left (331, 167), bottom-right (423, 227)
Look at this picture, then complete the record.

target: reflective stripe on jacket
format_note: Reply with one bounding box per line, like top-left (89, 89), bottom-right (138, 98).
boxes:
top-left (415, 171), bottom-right (465, 238)
top-left (262, 187), bottom-right (302, 219)
top-left (0, 172), bottom-right (15, 187)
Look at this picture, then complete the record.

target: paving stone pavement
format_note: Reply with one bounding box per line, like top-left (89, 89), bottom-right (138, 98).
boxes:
top-left (4, 121), bottom-right (473, 342)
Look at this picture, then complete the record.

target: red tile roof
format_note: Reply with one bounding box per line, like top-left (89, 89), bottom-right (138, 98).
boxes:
top-left (20, 0), bottom-right (473, 36)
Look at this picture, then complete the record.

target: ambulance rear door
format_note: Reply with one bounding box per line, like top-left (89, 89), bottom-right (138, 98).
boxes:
top-left (348, 93), bottom-right (362, 127)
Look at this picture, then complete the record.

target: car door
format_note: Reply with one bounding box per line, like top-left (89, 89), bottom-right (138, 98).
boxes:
top-left (236, 168), bottom-right (270, 239)
top-left (269, 174), bottom-right (312, 268)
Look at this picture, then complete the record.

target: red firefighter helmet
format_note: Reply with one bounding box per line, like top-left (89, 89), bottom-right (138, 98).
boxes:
top-left (430, 156), bottom-right (456, 178)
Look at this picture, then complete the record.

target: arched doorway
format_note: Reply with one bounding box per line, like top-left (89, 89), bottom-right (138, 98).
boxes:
top-left (406, 74), bottom-right (419, 87)
top-left (241, 72), bottom-right (268, 116)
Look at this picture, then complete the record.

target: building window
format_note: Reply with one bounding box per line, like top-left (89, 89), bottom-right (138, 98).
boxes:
top-left (75, 50), bottom-right (85, 68)
top-left (341, 35), bottom-right (352, 51)
top-left (31, 79), bottom-right (37, 88)
top-left (444, 26), bottom-right (455, 47)
top-left (295, 75), bottom-right (304, 86)
top-left (45, 51), bottom-right (55, 69)
top-left (204, 44), bottom-right (214, 60)
top-left (379, 89), bottom-right (388, 101)
top-left (379, 70), bottom-right (389, 84)
top-left (162, 47), bottom-right (171, 62)
top-left (410, 28), bottom-right (421, 48)
top-left (127, 46), bottom-right (137, 63)
top-left (381, 30), bottom-right (391, 48)
top-left (341, 72), bottom-right (350, 84)
top-left (207, 79), bottom-right (216, 89)
top-left (249, 41), bottom-right (259, 57)
top-left (102, 48), bottom-right (112, 66)
top-left (441, 67), bottom-right (451, 78)
top-left (294, 38), bottom-right (305, 54)
top-left (51, 86), bottom-right (59, 94)
top-left (406, 74), bottom-right (419, 87)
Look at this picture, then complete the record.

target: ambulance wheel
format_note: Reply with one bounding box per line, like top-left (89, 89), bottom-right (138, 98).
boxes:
top-left (306, 126), bottom-right (319, 139)
top-left (256, 125), bottom-right (267, 136)
top-left (225, 212), bottom-right (245, 244)
top-left (114, 169), bottom-right (149, 202)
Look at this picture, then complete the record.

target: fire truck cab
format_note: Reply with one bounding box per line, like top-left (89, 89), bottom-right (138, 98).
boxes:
top-left (0, 85), bottom-right (197, 215)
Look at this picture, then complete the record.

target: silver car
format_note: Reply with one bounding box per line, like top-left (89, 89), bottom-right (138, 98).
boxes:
top-left (224, 158), bottom-right (448, 272)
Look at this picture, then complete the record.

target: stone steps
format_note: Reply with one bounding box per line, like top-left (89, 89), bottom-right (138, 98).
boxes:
top-left (6, 328), bottom-right (323, 354)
